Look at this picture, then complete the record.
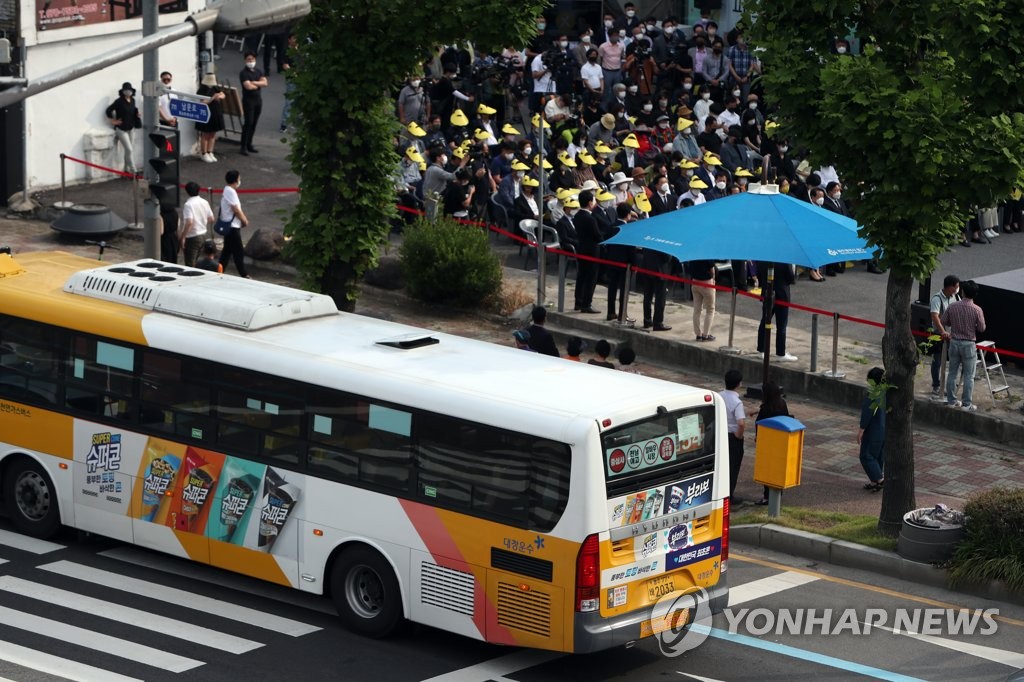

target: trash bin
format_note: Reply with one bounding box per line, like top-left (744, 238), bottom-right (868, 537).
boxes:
top-left (82, 128), bottom-right (114, 181)
top-left (753, 415), bottom-right (805, 489)
top-left (897, 505), bottom-right (965, 563)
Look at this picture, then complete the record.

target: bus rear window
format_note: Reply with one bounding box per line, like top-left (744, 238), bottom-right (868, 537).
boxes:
top-left (601, 406), bottom-right (716, 491)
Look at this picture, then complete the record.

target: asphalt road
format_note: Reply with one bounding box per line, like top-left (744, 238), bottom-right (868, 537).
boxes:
top-left (2, 521), bottom-right (1022, 681)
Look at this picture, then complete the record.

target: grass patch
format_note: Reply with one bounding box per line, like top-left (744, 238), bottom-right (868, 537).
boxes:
top-left (733, 506), bottom-right (897, 552)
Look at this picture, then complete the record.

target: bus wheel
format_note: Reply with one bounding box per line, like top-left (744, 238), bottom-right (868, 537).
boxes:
top-left (330, 546), bottom-right (404, 638)
top-left (3, 457), bottom-right (60, 538)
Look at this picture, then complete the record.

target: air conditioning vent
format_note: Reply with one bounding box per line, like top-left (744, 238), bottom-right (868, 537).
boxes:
top-left (420, 562), bottom-right (475, 616)
top-left (496, 581), bottom-right (551, 637)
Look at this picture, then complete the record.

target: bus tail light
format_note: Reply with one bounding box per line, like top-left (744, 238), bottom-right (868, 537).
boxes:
top-left (575, 534), bottom-right (600, 612)
top-left (721, 496), bottom-right (730, 573)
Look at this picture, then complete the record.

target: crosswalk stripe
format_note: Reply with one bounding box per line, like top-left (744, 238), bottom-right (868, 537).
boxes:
top-left (0, 575), bottom-right (263, 654)
top-left (0, 558), bottom-right (7, 565)
top-left (41, 560), bottom-right (320, 637)
top-left (0, 639), bottom-right (143, 682)
top-left (0, 605), bottom-right (202, 673)
top-left (0, 529), bottom-right (65, 554)
top-left (727, 571), bottom-right (819, 607)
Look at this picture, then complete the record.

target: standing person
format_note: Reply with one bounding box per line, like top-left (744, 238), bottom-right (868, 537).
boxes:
top-left (180, 181), bottom-right (215, 267)
top-left (105, 82), bottom-right (142, 175)
top-left (928, 275), bottom-right (960, 401)
top-left (754, 380), bottom-right (790, 504)
top-left (397, 74), bottom-right (429, 127)
top-left (941, 280), bottom-right (986, 411)
top-left (755, 261), bottom-right (798, 362)
top-left (422, 148), bottom-right (460, 220)
top-left (159, 206), bottom-right (179, 264)
top-left (196, 74), bottom-right (226, 162)
top-left (239, 51), bottom-right (268, 155)
top-left (639, 246), bottom-right (672, 331)
top-left (157, 71), bottom-right (177, 128)
top-left (722, 368), bottom-right (745, 503)
top-left (218, 170), bottom-right (251, 278)
top-left (279, 34), bottom-right (298, 133)
top-left (573, 190), bottom-right (603, 314)
top-left (858, 367), bottom-right (887, 492)
top-left (525, 305), bottom-right (560, 357)
top-left (690, 259), bottom-right (716, 341)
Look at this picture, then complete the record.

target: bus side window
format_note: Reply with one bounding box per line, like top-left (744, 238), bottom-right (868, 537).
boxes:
top-left (528, 440), bottom-right (571, 532)
top-left (0, 316), bottom-right (61, 406)
top-left (140, 351), bottom-right (214, 439)
top-left (65, 335), bottom-right (136, 421)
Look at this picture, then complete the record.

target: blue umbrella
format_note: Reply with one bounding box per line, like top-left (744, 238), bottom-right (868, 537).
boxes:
top-left (603, 187), bottom-right (871, 269)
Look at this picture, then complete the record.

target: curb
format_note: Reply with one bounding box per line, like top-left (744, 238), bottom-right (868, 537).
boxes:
top-left (732, 523), bottom-right (1024, 607)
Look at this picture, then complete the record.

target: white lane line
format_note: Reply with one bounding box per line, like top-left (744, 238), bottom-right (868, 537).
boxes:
top-left (0, 558), bottom-right (7, 565)
top-left (40, 560), bottom-right (320, 637)
top-left (0, 575), bottom-right (262, 654)
top-left (676, 674), bottom-right (728, 681)
top-left (0, 529), bottom-right (65, 554)
top-left (0, 605), bottom-right (202, 673)
top-left (872, 622), bottom-right (1024, 668)
top-left (419, 650), bottom-right (564, 682)
top-left (99, 546), bottom-right (335, 616)
top-left (0, 639), bottom-right (143, 682)
top-left (728, 571), bottom-right (819, 607)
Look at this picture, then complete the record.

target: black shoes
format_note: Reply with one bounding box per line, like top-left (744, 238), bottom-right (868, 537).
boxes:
top-left (247, 147), bottom-right (259, 154)
top-left (653, 324), bottom-right (672, 332)
top-left (579, 307), bottom-right (600, 314)
top-left (867, 264), bottom-right (885, 274)
top-left (240, 149), bottom-right (249, 156)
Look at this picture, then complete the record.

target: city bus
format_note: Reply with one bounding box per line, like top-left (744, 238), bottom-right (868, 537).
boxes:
top-left (0, 251), bottom-right (730, 653)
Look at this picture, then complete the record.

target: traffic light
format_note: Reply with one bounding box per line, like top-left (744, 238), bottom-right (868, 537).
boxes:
top-left (148, 129), bottom-right (180, 207)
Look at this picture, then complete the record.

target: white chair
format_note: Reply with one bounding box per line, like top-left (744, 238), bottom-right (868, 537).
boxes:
top-left (520, 219), bottom-right (560, 270)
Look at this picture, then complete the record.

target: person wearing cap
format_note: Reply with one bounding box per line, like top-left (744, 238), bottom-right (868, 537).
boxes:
top-left (512, 329), bottom-right (535, 351)
top-left (429, 64), bottom-right (474, 125)
top-left (615, 132), bottom-right (641, 172)
top-left (674, 117), bottom-right (701, 162)
top-left (680, 175), bottom-right (709, 207)
top-left (496, 157), bottom-right (528, 211)
top-left (652, 113), bottom-right (674, 149)
top-left (555, 195), bottom-right (581, 258)
top-left (627, 165), bottom-right (649, 202)
top-left (398, 75), bottom-right (430, 126)
top-left (587, 112), bottom-right (618, 151)
top-left (157, 72), bottom-right (177, 128)
top-left (196, 73), bottom-right (226, 163)
top-left (239, 51), bottom-right (268, 155)
top-left (513, 174), bottom-right (542, 228)
top-left (105, 81), bottom-right (142, 175)
top-left (472, 103), bottom-right (499, 147)
top-left (608, 170), bottom-right (631, 204)
top-left (395, 146), bottom-right (425, 223)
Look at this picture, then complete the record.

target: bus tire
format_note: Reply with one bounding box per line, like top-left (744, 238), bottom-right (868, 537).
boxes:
top-left (330, 545), bottom-right (404, 638)
top-left (3, 457), bottom-right (61, 539)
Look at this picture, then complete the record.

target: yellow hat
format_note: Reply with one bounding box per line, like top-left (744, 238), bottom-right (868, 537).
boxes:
top-left (556, 187), bottom-right (577, 201)
top-left (450, 109), bottom-right (469, 126)
top-left (734, 168), bottom-right (753, 177)
top-left (633, 192), bottom-right (652, 213)
top-left (677, 117), bottom-right (695, 131)
top-left (452, 147), bottom-right (467, 159)
top-left (703, 153), bottom-right (722, 166)
top-left (533, 154), bottom-right (553, 169)
top-left (418, 161), bottom-right (427, 171)
top-left (477, 103), bottom-right (497, 115)
top-left (594, 141), bottom-right (614, 154)
top-left (578, 151), bottom-right (597, 165)
top-left (502, 122), bottom-right (520, 136)
top-left (511, 160), bottom-right (530, 171)
top-left (407, 121), bottom-right (426, 137)
top-left (558, 151), bottom-right (578, 167)
top-left (690, 176), bottom-right (709, 189)
top-left (596, 188), bottom-right (615, 201)
top-left (522, 176), bottom-right (540, 187)
top-left (628, 116), bottom-right (637, 126)
top-left (405, 147), bottom-right (424, 163)
top-left (765, 120), bottom-right (780, 130)
top-left (473, 128), bottom-right (490, 140)
top-left (531, 114), bottom-right (551, 129)
top-left (679, 159), bottom-right (699, 169)
top-left (562, 197), bottom-right (581, 209)
top-left (622, 133), bottom-right (640, 149)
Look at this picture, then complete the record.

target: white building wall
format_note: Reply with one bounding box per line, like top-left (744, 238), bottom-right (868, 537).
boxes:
top-left (19, 0), bottom-right (204, 189)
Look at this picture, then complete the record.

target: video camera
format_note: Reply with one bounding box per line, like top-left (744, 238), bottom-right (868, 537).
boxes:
top-left (542, 46), bottom-right (572, 72)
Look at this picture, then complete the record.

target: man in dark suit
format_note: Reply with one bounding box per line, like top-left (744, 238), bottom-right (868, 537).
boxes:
top-left (604, 203), bottom-right (637, 321)
top-left (649, 174), bottom-right (678, 215)
top-left (526, 305), bottom-right (560, 356)
top-left (755, 261), bottom-right (798, 361)
top-left (822, 181), bottom-right (848, 275)
top-left (573, 190), bottom-right (604, 313)
top-left (639, 246), bottom-right (673, 331)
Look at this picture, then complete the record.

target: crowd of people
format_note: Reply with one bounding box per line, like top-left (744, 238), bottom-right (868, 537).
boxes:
top-left (392, 8), bottom-right (884, 346)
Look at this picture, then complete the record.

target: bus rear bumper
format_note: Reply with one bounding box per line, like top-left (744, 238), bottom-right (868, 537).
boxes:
top-left (572, 578), bottom-right (729, 654)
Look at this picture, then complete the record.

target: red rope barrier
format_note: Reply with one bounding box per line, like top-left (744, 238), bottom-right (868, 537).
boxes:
top-left (62, 153), bottom-right (300, 193)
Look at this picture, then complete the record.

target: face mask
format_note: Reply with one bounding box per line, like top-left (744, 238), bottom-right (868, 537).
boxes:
top-left (658, 122), bottom-right (669, 129)
top-left (715, 181), bottom-right (726, 190)
top-left (566, 209), bottom-right (577, 217)
top-left (523, 147), bottom-right (532, 156)
top-left (701, 92), bottom-right (711, 100)
top-left (629, 86), bottom-right (639, 94)
top-left (738, 178), bottom-right (747, 186)
top-left (411, 79), bottom-right (421, 88)
top-left (664, 26), bottom-right (675, 35)
top-left (589, 56), bottom-right (598, 62)
top-left (559, 41), bottom-right (568, 48)
top-left (732, 89), bottom-right (741, 97)
top-left (505, 153), bottom-right (515, 160)
top-left (683, 83), bottom-right (693, 91)
top-left (515, 171), bottom-right (525, 179)
top-left (659, 183), bottom-right (670, 194)
top-left (121, 89), bottom-right (132, 97)
top-left (440, 157), bottom-right (448, 166)
top-left (236, 180), bottom-right (242, 188)
top-left (643, 104), bottom-right (653, 112)
top-left (245, 61), bottom-right (256, 69)
top-left (582, 35), bottom-right (591, 43)
top-left (779, 146), bottom-right (789, 153)
top-left (659, 99), bottom-right (668, 107)
top-left (691, 189), bottom-right (701, 196)
top-left (713, 48), bottom-right (722, 55)
top-left (708, 29), bottom-right (717, 37)
top-left (833, 191), bottom-right (842, 200)
top-left (619, 30), bottom-right (627, 38)
top-left (626, 9), bottom-right (635, 17)
top-left (537, 22), bottom-right (546, 31)
top-left (610, 35), bottom-right (619, 43)
top-left (685, 169), bottom-right (694, 177)
top-left (605, 19), bottom-right (613, 28)
top-left (696, 41), bottom-right (706, 49)
top-left (646, 23), bottom-right (656, 31)
top-left (748, 102), bottom-right (757, 110)
top-left (837, 46), bottom-right (848, 54)
top-left (814, 196), bottom-right (825, 206)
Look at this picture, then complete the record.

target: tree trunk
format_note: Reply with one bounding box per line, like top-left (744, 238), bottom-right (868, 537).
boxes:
top-left (878, 269), bottom-right (918, 536)
top-left (321, 260), bottom-right (358, 313)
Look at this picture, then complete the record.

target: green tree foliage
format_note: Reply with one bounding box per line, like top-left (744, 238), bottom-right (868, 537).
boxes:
top-left (747, 0), bottom-right (1024, 535)
top-left (400, 217), bottom-right (502, 306)
top-left (284, 0), bottom-right (547, 312)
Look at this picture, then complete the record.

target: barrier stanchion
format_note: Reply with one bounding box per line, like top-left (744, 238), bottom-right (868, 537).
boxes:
top-left (55, 154), bottom-right (73, 210)
top-left (557, 254), bottom-right (567, 312)
top-left (810, 313), bottom-right (819, 373)
top-left (823, 312), bottom-right (845, 379)
top-left (720, 286), bottom-right (741, 354)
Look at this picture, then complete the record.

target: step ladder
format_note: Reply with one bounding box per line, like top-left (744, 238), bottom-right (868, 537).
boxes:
top-left (976, 341), bottom-right (1010, 402)
top-left (221, 34), bottom-right (264, 54)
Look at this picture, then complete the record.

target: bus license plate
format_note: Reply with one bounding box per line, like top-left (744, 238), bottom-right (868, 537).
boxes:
top-left (647, 576), bottom-right (675, 601)
top-left (639, 604), bottom-right (690, 638)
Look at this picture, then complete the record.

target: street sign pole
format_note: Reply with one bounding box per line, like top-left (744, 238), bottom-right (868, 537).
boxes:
top-left (142, 0), bottom-right (159, 259)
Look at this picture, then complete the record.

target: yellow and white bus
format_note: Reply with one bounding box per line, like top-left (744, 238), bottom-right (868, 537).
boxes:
top-left (0, 251), bottom-right (729, 653)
